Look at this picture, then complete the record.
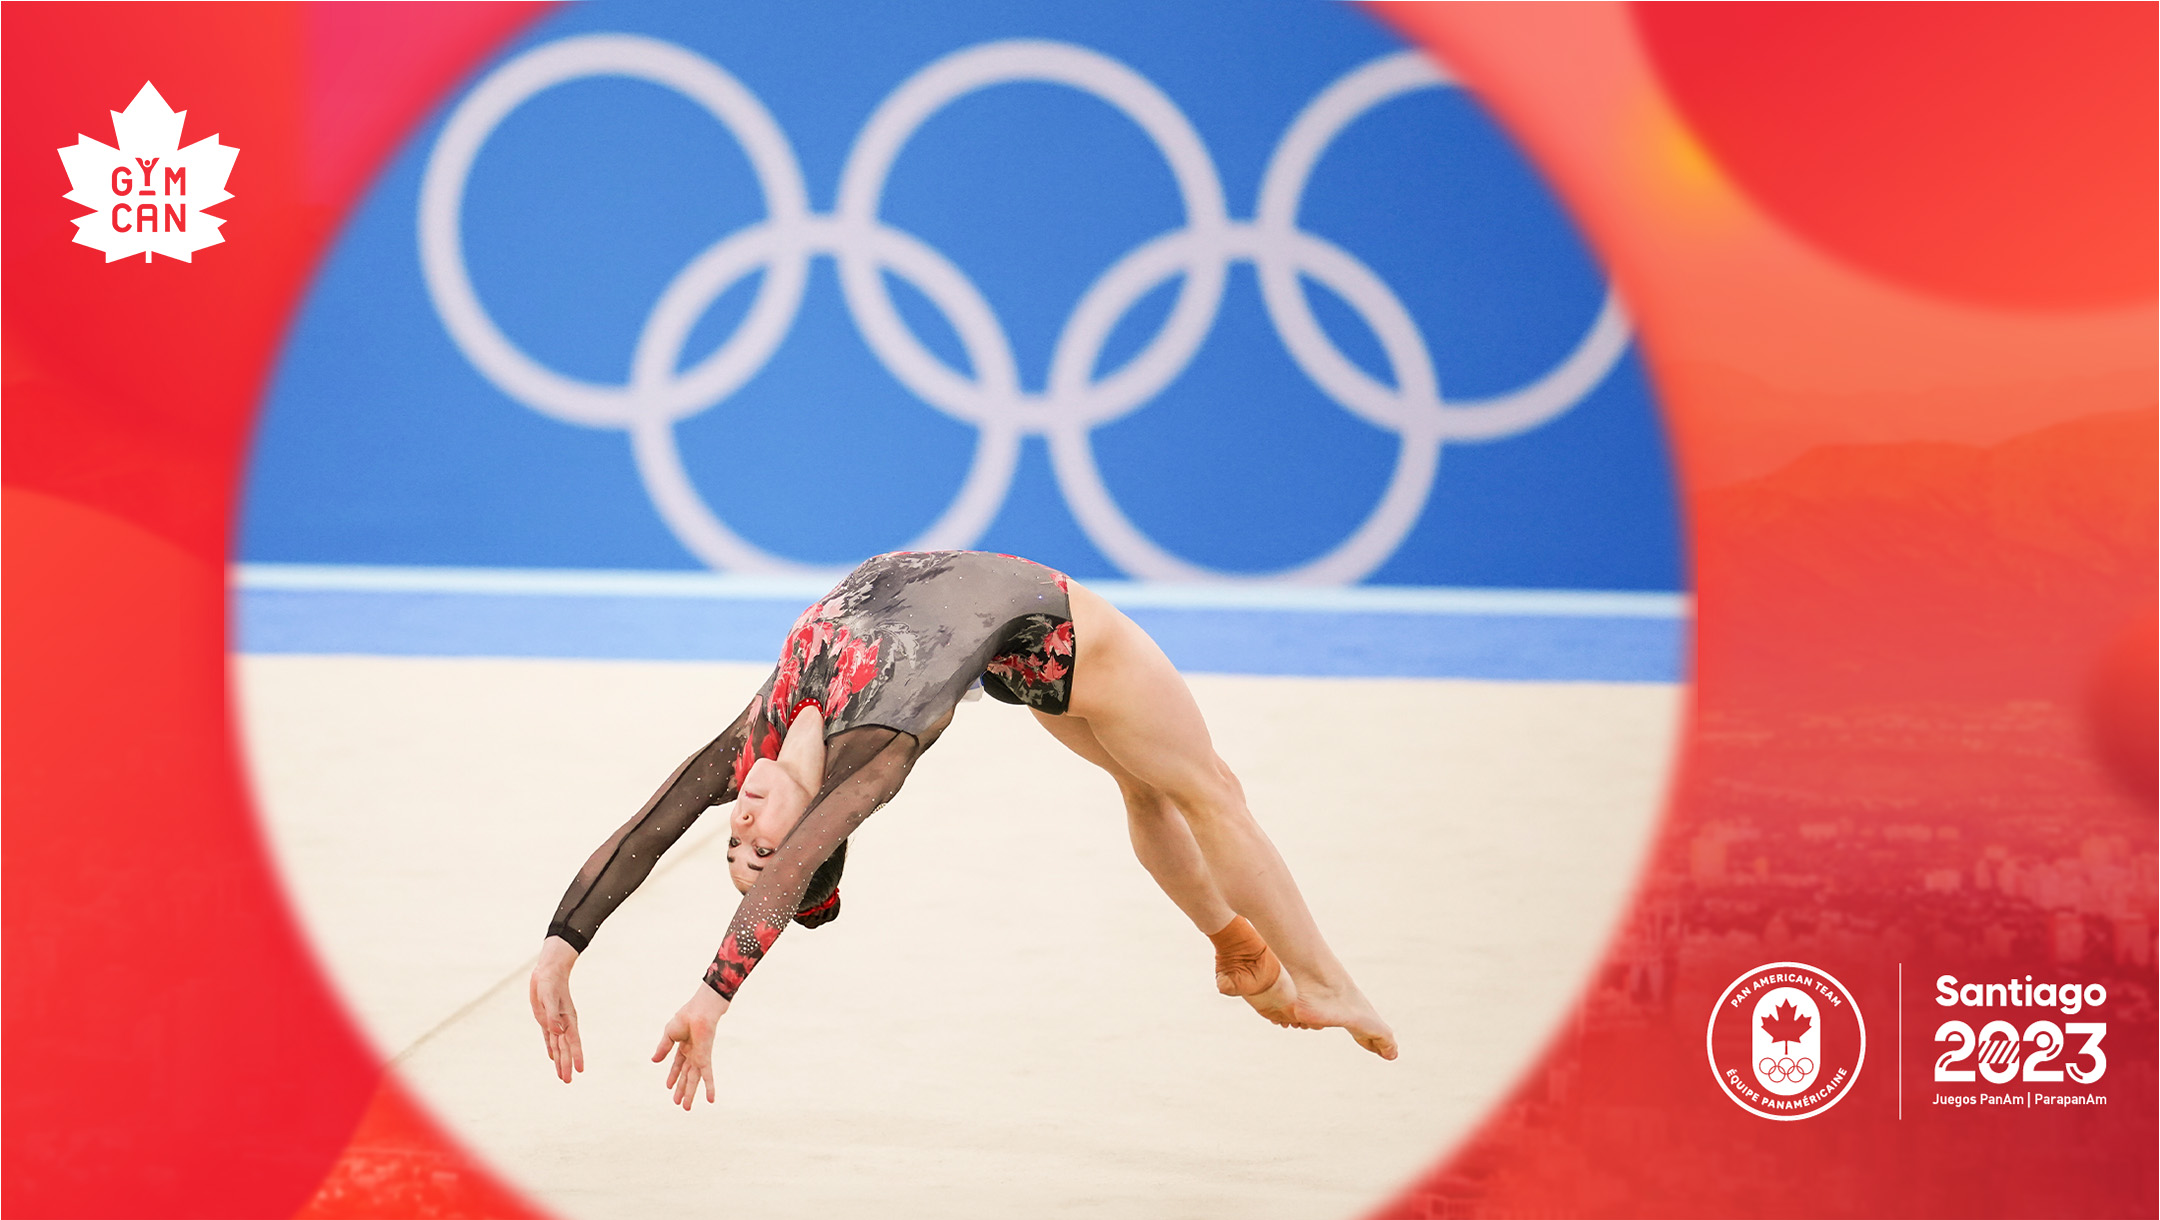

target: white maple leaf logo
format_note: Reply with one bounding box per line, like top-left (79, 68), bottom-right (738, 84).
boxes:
top-left (57, 82), bottom-right (238, 263)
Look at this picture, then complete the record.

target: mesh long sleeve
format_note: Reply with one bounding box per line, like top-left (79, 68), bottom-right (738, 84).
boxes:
top-left (546, 700), bottom-right (757, 952)
top-left (703, 726), bottom-right (919, 999)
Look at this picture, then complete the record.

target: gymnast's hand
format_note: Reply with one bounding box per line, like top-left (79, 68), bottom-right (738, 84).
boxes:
top-left (529, 936), bottom-right (584, 1083)
top-left (653, 984), bottom-right (728, 1111)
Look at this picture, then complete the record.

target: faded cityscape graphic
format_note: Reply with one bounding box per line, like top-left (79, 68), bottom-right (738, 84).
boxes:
top-left (1392, 411), bottom-right (2158, 1220)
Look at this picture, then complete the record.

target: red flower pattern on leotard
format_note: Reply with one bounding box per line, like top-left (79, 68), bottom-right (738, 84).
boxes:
top-left (704, 919), bottom-right (783, 1000)
top-left (983, 613), bottom-right (1076, 714)
top-left (732, 599), bottom-right (891, 789)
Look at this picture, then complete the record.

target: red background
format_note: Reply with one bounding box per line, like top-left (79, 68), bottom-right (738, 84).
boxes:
top-left (5, 3), bottom-right (2152, 1217)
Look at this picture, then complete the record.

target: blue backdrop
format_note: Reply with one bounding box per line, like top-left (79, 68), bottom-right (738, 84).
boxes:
top-left (239, 0), bottom-right (1682, 593)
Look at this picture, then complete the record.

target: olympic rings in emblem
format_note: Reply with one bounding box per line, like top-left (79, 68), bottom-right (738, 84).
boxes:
top-left (419, 34), bottom-right (1633, 581)
top-left (1759, 1057), bottom-right (1815, 1084)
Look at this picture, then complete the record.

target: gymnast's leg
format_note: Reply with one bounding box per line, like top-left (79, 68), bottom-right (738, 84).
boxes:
top-left (1030, 709), bottom-right (1283, 999)
top-left (1061, 582), bottom-right (1397, 1059)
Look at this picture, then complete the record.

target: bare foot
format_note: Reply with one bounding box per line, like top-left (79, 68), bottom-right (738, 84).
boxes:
top-left (1241, 967), bottom-right (1301, 1027)
top-left (1285, 983), bottom-right (1399, 1060)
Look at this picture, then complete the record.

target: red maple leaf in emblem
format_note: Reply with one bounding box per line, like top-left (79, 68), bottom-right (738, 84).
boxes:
top-left (1761, 999), bottom-right (1812, 1051)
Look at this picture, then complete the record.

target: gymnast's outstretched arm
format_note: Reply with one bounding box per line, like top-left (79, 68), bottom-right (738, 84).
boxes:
top-left (547, 698), bottom-right (761, 949)
top-left (653, 723), bottom-right (920, 1109)
top-left (530, 696), bottom-right (760, 1084)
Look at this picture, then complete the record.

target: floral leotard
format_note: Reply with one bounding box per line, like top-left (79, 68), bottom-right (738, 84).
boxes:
top-left (546, 551), bottom-right (1075, 1000)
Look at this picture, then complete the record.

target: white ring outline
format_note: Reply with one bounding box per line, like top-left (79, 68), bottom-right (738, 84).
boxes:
top-left (418, 36), bottom-right (1634, 581)
top-left (419, 34), bottom-right (812, 431)
top-left (1708, 964), bottom-right (1867, 1122)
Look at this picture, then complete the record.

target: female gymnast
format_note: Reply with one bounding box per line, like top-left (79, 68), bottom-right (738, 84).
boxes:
top-left (529, 550), bottom-right (1396, 1110)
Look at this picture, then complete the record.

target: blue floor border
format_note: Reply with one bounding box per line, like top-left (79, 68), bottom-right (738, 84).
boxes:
top-left (232, 566), bottom-right (1691, 683)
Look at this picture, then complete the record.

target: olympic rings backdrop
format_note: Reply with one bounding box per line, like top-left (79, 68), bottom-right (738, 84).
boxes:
top-left (241, 5), bottom-right (1678, 590)
top-left (4, 4), bottom-right (2153, 1219)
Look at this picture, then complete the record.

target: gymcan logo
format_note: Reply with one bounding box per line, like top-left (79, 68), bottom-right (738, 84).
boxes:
top-left (1707, 962), bottom-right (1866, 1121)
top-left (58, 82), bottom-right (237, 263)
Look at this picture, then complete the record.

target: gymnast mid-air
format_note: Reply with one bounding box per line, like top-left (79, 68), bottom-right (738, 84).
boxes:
top-left (529, 550), bottom-right (1396, 1109)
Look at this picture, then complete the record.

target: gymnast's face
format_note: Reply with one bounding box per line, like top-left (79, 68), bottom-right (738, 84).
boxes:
top-left (728, 757), bottom-right (812, 894)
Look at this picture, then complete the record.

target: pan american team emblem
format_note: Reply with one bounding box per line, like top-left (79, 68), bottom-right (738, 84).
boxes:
top-left (1707, 961), bottom-right (1865, 1120)
top-left (57, 82), bottom-right (238, 263)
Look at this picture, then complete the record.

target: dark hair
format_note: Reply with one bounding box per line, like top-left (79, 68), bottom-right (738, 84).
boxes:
top-left (792, 837), bottom-right (847, 928)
